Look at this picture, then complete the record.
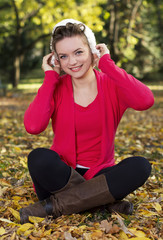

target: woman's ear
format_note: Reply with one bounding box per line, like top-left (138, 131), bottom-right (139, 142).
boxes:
top-left (54, 58), bottom-right (60, 67)
top-left (92, 54), bottom-right (100, 68)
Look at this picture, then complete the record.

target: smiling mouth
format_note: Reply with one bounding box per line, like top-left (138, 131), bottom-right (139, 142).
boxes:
top-left (70, 65), bottom-right (83, 72)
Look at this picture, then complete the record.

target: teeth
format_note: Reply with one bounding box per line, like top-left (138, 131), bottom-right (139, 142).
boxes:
top-left (72, 67), bottom-right (80, 70)
top-left (71, 65), bottom-right (82, 70)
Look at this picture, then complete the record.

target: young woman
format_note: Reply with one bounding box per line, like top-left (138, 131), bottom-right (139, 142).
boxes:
top-left (20, 19), bottom-right (154, 224)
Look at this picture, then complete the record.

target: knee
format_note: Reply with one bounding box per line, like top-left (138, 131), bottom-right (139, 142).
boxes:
top-left (28, 148), bottom-right (60, 171)
top-left (131, 156), bottom-right (152, 181)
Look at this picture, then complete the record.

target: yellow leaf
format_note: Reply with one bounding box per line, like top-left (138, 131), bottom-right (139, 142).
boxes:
top-left (91, 230), bottom-right (103, 238)
top-left (0, 217), bottom-right (14, 224)
top-left (13, 187), bottom-right (27, 196)
top-left (10, 231), bottom-right (16, 240)
top-left (24, 229), bottom-right (33, 237)
top-left (0, 227), bottom-right (6, 235)
top-left (138, 209), bottom-right (158, 217)
top-left (131, 238), bottom-right (151, 240)
top-left (14, 146), bottom-right (21, 152)
top-left (12, 196), bottom-right (21, 201)
top-left (8, 207), bottom-right (20, 221)
top-left (28, 216), bottom-right (45, 223)
top-left (43, 229), bottom-right (52, 236)
top-left (2, 172), bottom-right (10, 177)
top-left (79, 225), bottom-right (88, 230)
top-left (17, 223), bottom-right (34, 235)
top-left (119, 230), bottom-right (130, 239)
top-left (152, 202), bottom-right (162, 212)
top-left (129, 228), bottom-right (146, 237)
top-left (0, 178), bottom-right (11, 186)
top-left (19, 157), bottom-right (28, 168)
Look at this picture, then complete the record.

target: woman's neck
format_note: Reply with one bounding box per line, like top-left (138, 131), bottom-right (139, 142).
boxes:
top-left (72, 68), bottom-right (98, 107)
top-left (71, 67), bottom-right (96, 90)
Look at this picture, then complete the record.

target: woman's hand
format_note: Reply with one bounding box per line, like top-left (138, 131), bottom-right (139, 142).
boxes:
top-left (94, 44), bottom-right (110, 68)
top-left (42, 53), bottom-right (61, 74)
top-left (96, 43), bottom-right (110, 57)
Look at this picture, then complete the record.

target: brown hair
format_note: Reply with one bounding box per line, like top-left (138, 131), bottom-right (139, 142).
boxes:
top-left (51, 23), bottom-right (89, 52)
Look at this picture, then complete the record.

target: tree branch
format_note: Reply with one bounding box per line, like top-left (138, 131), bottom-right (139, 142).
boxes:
top-left (20, 33), bottom-right (51, 55)
top-left (126, 0), bottom-right (142, 46)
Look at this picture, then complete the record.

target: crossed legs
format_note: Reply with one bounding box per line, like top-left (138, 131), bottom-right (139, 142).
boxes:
top-left (28, 148), bottom-right (151, 201)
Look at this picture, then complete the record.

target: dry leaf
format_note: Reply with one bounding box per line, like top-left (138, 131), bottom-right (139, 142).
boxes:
top-left (0, 86), bottom-right (162, 240)
top-left (100, 220), bottom-right (113, 233)
top-left (115, 213), bottom-right (134, 236)
top-left (28, 216), bottom-right (45, 223)
top-left (91, 230), bottom-right (103, 239)
top-left (17, 223), bottom-right (34, 235)
top-left (152, 202), bottom-right (162, 212)
top-left (64, 232), bottom-right (77, 240)
top-left (0, 227), bottom-right (6, 235)
top-left (8, 207), bottom-right (20, 221)
top-left (119, 231), bottom-right (130, 239)
top-left (129, 228), bottom-right (146, 237)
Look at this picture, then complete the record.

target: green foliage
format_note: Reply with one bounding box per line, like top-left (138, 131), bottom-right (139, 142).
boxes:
top-left (0, 0), bottom-right (162, 87)
top-left (98, 0), bottom-right (163, 79)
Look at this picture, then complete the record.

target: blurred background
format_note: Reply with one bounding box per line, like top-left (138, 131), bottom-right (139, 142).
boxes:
top-left (0, 0), bottom-right (162, 89)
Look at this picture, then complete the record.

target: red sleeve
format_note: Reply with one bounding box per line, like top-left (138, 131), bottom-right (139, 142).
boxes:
top-left (24, 70), bottom-right (59, 134)
top-left (98, 54), bottom-right (154, 110)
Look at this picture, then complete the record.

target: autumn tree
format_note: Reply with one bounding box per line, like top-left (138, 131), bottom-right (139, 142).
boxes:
top-left (98, 0), bottom-right (163, 78)
top-left (0, 0), bottom-right (162, 87)
top-left (0, 0), bottom-right (103, 88)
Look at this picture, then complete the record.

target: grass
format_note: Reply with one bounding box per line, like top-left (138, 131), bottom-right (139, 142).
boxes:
top-left (4, 68), bottom-right (163, 92)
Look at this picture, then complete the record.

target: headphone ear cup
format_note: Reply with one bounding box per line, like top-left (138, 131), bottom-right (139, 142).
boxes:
top-left (50, 55), bottom-right (55, 66)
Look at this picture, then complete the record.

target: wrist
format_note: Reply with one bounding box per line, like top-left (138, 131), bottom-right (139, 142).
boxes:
top-left (98, 54), bottom-right (111, 69)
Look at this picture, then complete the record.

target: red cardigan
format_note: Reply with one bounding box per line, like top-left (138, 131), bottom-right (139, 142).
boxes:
top-left (24, 54), bottom-right (154, 180)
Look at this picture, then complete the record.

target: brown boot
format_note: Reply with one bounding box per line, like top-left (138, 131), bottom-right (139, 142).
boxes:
top-left (107, 200), bottom-right (133, 215)
top-left (20, 167), bottom-right (85, 224)
top-left (20, 174), bottom-right (115, 224)
top-left (19, 199), bottom-right (50, 224)
top-left (50, 174), bottom-right (115, 217)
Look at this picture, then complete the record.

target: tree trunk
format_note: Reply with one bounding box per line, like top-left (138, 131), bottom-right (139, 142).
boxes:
top-left (11, 0), bottom-right (21, 88)
top-left (13, 56), bottom-right (20, 88)
top-left (126, 0), bottom-right (142, 47)
top-left (108, 0), bottom-right (119, 62)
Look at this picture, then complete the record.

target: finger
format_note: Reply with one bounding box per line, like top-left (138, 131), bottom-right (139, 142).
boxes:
top-left (43, 53), bottom-right (53, 62)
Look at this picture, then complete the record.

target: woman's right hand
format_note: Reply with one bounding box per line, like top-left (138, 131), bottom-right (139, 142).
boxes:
top-left (42, 53), bottom-right (61, 74)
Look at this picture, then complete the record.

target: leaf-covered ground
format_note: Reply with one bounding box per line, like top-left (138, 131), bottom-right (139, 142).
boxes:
top-left (0, 84), bottom-right (162, 240)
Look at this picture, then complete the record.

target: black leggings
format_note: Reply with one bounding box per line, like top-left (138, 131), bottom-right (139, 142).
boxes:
top-left (28, 148), bottom-right (151, 201)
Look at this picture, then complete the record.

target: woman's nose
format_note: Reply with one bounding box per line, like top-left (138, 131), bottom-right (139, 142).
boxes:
top-left (69, 56), bottom-right (77, 65)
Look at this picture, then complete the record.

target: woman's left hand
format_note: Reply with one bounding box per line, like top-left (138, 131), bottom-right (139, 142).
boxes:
top-left (94, 44), bottom-right (110, 68)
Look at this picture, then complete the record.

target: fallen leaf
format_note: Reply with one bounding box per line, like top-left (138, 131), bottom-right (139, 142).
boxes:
top-left (130, 238), bottom-right (151, 240)
top-left (8, 207), bottom-right (20, 221)
top-left (0, 227), bottom-right (6, 235)
top-left (0, 218), bottom-right (14, 224)
top-left (0, 179), bottom-right (11, 186)
top-left (129, 228), bottom-right (146, 237)
top-left (152, 202), bottom-right (162, 212)
top-left (17, 223), bottom-right (34, 235)
top-left (99, 219), bottom-right (112, 233)
top-left (138, 209), bottom-right (159, 217)
top-left (119, 231), bottom-right (130, 239)
top-left (28, 216), bottom-right (45, 223)
top-left (64, 232), bottom-right (77, 240)
top-left (115, 213), bottom-right (134, 236)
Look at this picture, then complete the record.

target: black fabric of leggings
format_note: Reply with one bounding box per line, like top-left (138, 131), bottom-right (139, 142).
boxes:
top-left (28, 148), bottom-right (151, 201)
top-left (28, 148), bottom-right (71, 200)
top-left (95, 157), bottom-right (151, 200)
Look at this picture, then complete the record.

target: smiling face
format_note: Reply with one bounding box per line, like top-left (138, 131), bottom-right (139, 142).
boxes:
top-left (55, 35), bottom-right (94, 81)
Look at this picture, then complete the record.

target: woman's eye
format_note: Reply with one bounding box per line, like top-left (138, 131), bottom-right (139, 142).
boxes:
top-left (76, 51), bottom-right (83, 55)
top-left (60, 55), bottom-right (67, 59)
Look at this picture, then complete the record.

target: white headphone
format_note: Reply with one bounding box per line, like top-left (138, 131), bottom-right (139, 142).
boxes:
top-left (50, 19), bottom-right (100, 65)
